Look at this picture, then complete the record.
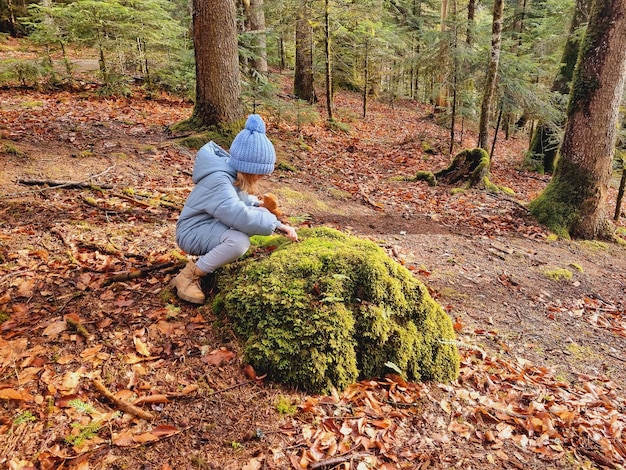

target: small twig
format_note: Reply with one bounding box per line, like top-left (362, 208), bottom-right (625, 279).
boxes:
top-left (206, 380), bottom-right (254, 397)
top-left (92, 379), bottom-right (155, 421)
top-left (608, 353), bottom-right (626, 363)
top-left (310, 452), bottom-right (372, 469)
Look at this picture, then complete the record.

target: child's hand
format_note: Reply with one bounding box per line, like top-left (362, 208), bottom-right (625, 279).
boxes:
top-left (277, 224), bottom-right (298, 242)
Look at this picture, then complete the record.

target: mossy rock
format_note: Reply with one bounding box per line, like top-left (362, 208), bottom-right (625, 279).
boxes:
top-left (213, 227), bottom-right (460, 394)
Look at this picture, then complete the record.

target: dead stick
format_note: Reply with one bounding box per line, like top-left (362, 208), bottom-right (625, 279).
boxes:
top-left (101, 261), bottom-right (185, 286)
top-left (19, 179), bottom-right (113, 190)
top-left (92, 379), bottom-right (155, 420)
top-left (310, 452), bottom-right (372, 469)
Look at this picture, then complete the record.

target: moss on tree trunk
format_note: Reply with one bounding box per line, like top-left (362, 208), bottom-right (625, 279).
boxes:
top-left (213, 227), bottom-right (460, 394)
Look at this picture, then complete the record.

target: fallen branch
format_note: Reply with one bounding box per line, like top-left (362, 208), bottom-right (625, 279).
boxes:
top-left (18, 179), bottom-right (113, 190)
top-left (101, 261), bottom-right (185, 286)
top-left (0, 164), bottom-right (116, 199)
top-left (92, 379), bottom-right (155, 421)
top-left (310, 452), bottom-right (372, 469)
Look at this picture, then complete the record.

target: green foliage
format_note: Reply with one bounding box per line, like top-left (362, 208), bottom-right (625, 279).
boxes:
top-left (215, 227), bottom-right (460, 394)
top-left (0, 58), bottom-right (46, 87)
top-left (13, 411), bottom-right (36, 426)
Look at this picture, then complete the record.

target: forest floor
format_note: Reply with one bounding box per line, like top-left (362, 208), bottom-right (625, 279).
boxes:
top-left (1, 67), bottom-right (626, 469)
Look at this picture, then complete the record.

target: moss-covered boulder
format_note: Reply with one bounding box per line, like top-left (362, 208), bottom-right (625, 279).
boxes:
top-left (213, 227), bottom-right (460, 394)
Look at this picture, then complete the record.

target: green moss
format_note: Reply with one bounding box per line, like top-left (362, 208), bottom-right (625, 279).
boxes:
top-left (543, 268), bottom-right (573, 281)
top-left (528, 153), bottom-right (594, 239)
top-left (568, 262), bottom-right (584, 272)
top-left (2, 141), bottom-right (24, 156)
top-left (214, 227), bottom-right (460, 393)
top-left (274, 396), bottom-right (297, 415)
top-left (414, 171), bottom-right (437, 186)
top-left (276, 161), bottom-right (297, 172)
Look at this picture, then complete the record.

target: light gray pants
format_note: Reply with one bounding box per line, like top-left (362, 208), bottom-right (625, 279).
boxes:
top-left (195, 229), bottom-right (250, 274)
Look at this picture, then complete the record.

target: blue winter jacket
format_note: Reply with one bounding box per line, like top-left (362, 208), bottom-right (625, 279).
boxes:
top-left (176, 141), bottom-right (280, 256)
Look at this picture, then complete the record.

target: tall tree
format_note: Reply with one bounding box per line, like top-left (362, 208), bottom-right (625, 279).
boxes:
top-left (477, 0), bottom-right (504, 151)
top-left (527, 0), bottom-right (591, 173)
top-left (249, 0), bottom-right (268, 75)
top-left (529, 0), bottom-right (626, 239)
top-left (294, 0), bottom-right (316, 102)
top-left (190, 0), bottom-right (243, 127)
top-left (323, 0), bottom-right (333, 121)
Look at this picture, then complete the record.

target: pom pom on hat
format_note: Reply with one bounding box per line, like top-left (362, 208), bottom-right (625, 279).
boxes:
top-left (228, 114), bottom-right (276, 175)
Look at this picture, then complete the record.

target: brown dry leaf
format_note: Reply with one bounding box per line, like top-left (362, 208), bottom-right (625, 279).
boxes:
top-left (0, 388), bottom-right (25, 400)
top-left (202, 347), bottom-right (235, 365)
top-left (43, 321), bottom-right (67, 337)
top-left (133, 336), bottom-right (151, 356)
top-left (242, 457), bottom-right (263, 470)
top-left (134, 394), bottom-right (170, 405)
top-left (16, 278), bottom-right (35, 298)
top-left (61, 368), bottom-right (84, 391)
top-left (151, 425), bottom-right (180, 437)
top-left (133, 432), bottom-right (159, 444)
top-left (0, 291), bottom-right (11, 304)
top-left (112, 429), bottom-right (135, 447)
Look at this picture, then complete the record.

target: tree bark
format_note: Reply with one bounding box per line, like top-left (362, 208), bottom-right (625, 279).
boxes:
top-left (294, 0), bottom-right (316, 103)
top-left (190, 0), bottom-right (243, 127)
top-left (477, 0), bottom-right (504, 151)
top-left (324, 0), bottom-right (334, 121)
top-left (528, 0), bottom-right (591, 173)
top-left (529, 0), bottom-right (626, 239)
top-left (249, 0), bottom-right (268, 75)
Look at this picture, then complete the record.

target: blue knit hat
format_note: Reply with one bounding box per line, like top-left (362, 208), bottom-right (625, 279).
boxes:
top-left (228, 114), bottom-right (276, 175)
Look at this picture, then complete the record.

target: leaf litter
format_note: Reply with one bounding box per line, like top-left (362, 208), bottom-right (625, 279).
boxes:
top-left (1, 83), bottom-right (626, 469)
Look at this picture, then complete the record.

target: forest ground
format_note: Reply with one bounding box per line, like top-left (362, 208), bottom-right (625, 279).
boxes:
top-left (1, 68), bottom-right (626, 469)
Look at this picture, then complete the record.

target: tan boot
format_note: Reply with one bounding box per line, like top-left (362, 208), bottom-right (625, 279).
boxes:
top-left (171, 261), bottom-right (206, 304)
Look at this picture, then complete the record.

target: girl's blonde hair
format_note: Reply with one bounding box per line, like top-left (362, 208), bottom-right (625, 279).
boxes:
top-left (234, 172), bottom-right (263, 194)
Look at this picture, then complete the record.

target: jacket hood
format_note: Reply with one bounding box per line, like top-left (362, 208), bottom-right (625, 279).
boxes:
top-left (192, 141), bottom-right (236, 184)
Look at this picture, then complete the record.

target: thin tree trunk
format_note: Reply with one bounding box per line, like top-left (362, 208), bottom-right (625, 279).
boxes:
top-left (614, 168), bottom-right (626, 221)
top-left (477, 0), bottom-right (504, 151)
top-left (324, 0), bottom-right (333, 121)
top-left (363, 40), bottom-right (369, 119)
top-left (466, 0), bottom-right (475, 45)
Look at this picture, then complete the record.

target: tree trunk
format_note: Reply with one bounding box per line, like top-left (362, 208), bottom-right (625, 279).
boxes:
top-left (435, 148), bottom-right (490, 188)
top-left (466, 0), bottom-right (475, 45)
top-left (477, 0), bottom-right (504, 151)
top-left (529, 0), bottom-right (626, 239)
top-left (527, 0), bottom-right (591, 173)
top-left (294, 0), bottom-right (316, 103)
top-left (191, 0), bottom-right (243, 127)
top-left (249, 0), bottom-right (268, 75)
top-left (324, 0), bottom-right (334, 121)
top-left (434, 0), bottom-right (449, 113)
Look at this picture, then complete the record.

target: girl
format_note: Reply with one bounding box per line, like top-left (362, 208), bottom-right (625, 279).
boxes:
top-left (171, 114), bottom-right (298, 304)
